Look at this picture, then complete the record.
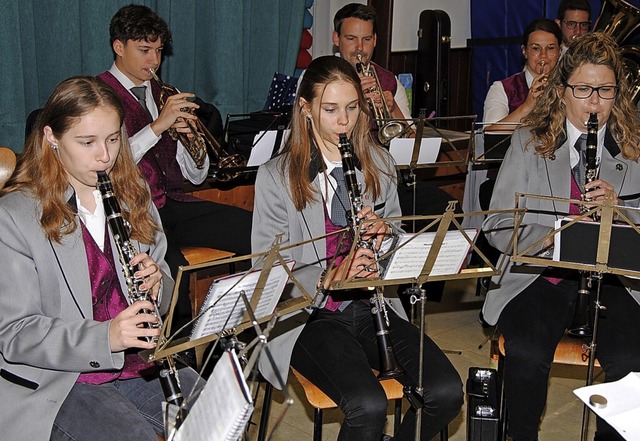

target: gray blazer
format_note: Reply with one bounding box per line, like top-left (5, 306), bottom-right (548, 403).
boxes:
top-left (0, 187), bottom-right (172, 441)
top-left (482, 126), bottom-right (640, 325)
top-left (252, 148), bottom-right (406, 388)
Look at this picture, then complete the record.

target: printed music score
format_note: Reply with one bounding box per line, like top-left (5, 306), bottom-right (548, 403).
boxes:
top-left (383, 229), bottom-right (477, 280)
top-left (174, 350), bottom-right (253, 441)
top-left (190, 261), bottom-right (294, 340)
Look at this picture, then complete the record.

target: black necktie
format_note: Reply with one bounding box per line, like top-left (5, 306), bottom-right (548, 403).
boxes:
top-left (330, 167), bottom-right (349, 227)
top-left (572, 134), bottom-right (587, 186)
top-left (130, 86), bottom-right (153, 121)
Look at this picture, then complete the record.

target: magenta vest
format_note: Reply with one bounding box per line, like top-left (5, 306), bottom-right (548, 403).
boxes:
top-left (500, 71), bottom-right (529, 114)
top-left (76, 223), bottom-right (156, 384)
top-left (97, 72), bottom-right (199, 209)
top-left (372, 63), bottom-right (398, 97)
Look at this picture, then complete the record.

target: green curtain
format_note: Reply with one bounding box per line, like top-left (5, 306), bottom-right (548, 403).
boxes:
top-left (0, 0), bottom-right (304, 153)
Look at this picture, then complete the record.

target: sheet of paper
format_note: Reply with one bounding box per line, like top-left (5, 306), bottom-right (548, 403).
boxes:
top-left (383, 229), bottom-right (477, 280)
top-left (247, 130), bottom-right (290, 166)
top-left (574, 372), bottom-right (640, 440)
top-left (190, 261), bottom-right (293, 340)
top-left (174, 350), bottom-right (253, 441)
top-left (388, 137), bottom-right (441, 166)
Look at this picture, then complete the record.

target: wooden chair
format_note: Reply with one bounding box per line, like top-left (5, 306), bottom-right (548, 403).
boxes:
top-left (494, 332), bottom-right (600, 440)
top-left (255, 368), bottom-right (448, 441)
top-left (0, 147), bottom-right (17, 190)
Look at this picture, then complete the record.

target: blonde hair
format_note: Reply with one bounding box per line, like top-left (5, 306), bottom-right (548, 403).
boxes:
top-left (280, 56), bottom-right (394, 210)
top-left (3, 76), bottom-right (159, 243)
top-left (523, 33), bottom-right (640, 160)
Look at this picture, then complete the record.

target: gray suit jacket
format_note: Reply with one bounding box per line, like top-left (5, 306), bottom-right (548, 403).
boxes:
top-left (0, 187), bottom-right (172, 441)
top-left (482, 126), bottom-right (640, 325)
top-left (252, 148), bottom-right (406, 388)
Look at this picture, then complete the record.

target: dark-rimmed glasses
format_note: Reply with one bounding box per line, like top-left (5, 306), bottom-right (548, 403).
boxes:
top-left (565, 84), bottom-right (619, 100)
top-left (562, 20), bottom-right (591, 30)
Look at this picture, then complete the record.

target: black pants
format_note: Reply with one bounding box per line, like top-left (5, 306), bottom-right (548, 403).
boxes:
top-left (159, 198), bottom-right (252, 336)
top-left (498, 275), bottom-right (640, 441)
top-left (291, 301), bottom-right (463, 441)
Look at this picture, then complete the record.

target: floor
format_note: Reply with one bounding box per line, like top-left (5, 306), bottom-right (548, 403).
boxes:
top-left (244, 278), bottom-right (602, 441)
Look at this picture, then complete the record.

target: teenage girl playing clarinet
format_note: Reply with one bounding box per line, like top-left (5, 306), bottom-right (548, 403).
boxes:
top-left (252, 55), bottom-right (462, 441)
top-left (0, 76), bottom-right (200, 441)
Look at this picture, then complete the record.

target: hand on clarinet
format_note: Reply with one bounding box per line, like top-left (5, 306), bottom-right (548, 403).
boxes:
top-left (323, 246), bottom-right (378, 289)
top-left (109, 301), bottom-right (161, 352)
top-left (130, 253), bottom-right (163, 299)
top-left (358, 205), bottom-right (390, 249)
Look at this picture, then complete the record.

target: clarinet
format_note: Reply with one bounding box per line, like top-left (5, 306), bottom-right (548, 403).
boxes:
top-left (337, 134), bottom-right (404, 379)
top-left (96, 171), bottom-right (186, 424)
top-left (568, 113), bottom-right (598, 339)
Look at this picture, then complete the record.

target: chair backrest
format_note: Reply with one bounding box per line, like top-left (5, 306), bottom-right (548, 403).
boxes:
top-left (0, 147), bottom-right (17, 190)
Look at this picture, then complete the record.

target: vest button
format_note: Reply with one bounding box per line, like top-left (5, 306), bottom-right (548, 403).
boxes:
top-left (89, 361), bottom-right (100, 368)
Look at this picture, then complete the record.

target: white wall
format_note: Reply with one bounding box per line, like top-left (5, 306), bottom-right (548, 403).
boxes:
top-left (310, 0), bottom-right (470, 58)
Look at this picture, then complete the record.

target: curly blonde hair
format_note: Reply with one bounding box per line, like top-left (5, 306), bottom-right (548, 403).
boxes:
top-left (3, 76), bottom-right (159, 243)
top-left (523, 32), bottom-right (640, 160)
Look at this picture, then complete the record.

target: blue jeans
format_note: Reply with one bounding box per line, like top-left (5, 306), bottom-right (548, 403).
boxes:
top-left (50, 367), bottom-right (201, 441)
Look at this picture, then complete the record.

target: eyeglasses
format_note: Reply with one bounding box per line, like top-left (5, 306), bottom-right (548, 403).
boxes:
top-left (562, 20), bottom-right (591, 30)
top-left (526, 44), bottom-right (559, 55)
top-left (565, 84), bottom-right (619, 100)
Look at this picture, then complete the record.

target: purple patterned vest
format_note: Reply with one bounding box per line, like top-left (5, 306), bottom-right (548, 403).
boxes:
top-left (372, 63), bottom-right (398, 97)
top-left (323, 208), bottom-right (353, 311)
top-left (97, 71), bottom-right (199, 209)
top-left (76, 223), bottom-right (155, 384)
top-left (500, 71), bottom-right (529, 114)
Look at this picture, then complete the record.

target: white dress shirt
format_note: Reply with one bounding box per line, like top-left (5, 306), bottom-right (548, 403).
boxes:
top-left (108, 63), bottom-right (209, 185)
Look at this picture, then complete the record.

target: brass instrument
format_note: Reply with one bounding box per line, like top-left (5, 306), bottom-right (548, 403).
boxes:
top-left (337, 133), bottom-right (403, 379)
top-left (149, 69), bottom-right (246, 180)
top-left (355, 54), bottom-right (406, 145)
top-left (569, 113), bottom-right (599, 339)
top-left (593, 0), bottom-right (640, 104)
top-left (97, 171), bottom-right (186, 427)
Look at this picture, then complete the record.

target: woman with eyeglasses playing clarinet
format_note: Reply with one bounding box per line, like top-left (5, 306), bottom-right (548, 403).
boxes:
top-left (252, 55), bottom-right (463, 441)
top-left (482, 33), bottom-right (640, 441)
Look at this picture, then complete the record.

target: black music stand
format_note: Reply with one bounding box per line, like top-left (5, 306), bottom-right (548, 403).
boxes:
top-left (329, 205), bottom-right (519, 441)
top-left (510, 192), bottom-right (640, 441)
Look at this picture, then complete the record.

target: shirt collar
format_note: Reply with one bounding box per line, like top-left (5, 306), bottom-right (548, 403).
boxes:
top-left (109, 62), bottom-right (151, 91)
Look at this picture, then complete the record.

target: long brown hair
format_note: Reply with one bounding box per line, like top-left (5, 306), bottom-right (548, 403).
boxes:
top-left (281, 55), bottom-right (394, 210)
top-left (523, 33), bottom-right (640, 160)
top-left (3, 76), bottom-right (159, 243)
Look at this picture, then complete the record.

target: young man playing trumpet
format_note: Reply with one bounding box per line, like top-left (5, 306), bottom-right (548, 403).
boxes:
top-left (98, 4), bottom-right (252, 342)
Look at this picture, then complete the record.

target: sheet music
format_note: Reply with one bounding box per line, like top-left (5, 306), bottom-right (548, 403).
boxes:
top-left (174, 350), bottom-right (253, 441)
top-left (574, 372), bottom-right (640, 440)
top-left (388, 137), bottom-right (441, 166)
top-left (247, 130), bottom-right (290, 166)
top-left (383, 229), bottom-right (477, 280)
top-left (190, 261), bottom-right (294, 340)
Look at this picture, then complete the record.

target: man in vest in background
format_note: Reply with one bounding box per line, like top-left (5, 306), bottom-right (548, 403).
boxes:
top-left (333, 3), bottom-right (411, 123)
top-left (556, 0), bottom-right (591, 55)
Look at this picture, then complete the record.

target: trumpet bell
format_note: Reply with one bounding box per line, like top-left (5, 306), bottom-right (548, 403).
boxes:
top-left (378, 121), bottom-right (406, 145)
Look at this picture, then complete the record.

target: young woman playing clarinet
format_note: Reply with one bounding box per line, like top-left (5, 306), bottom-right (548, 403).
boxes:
top-left (252, 55), bottom-right (462, 441)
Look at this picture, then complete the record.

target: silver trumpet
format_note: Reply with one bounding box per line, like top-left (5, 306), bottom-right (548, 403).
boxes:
top-left (355, 54), bottom-right (406, 145)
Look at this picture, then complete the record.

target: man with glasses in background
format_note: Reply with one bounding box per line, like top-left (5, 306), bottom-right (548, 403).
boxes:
top-left (556, 0), bottom-right (591, 54)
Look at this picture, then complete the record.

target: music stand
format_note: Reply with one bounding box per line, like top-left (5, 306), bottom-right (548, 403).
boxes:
top-left (329, 204), bottom-right (521, 441)
top-left (145, 238), bottom-right (315, 439)
top-left (509, 192), bottom-right (640, 441)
